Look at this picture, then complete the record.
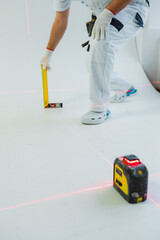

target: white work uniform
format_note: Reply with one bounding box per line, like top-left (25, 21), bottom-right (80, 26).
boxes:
top-left (54, 0), bottom-right (149, 112)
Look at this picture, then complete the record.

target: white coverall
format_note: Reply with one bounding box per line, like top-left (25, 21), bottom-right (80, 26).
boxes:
top-left (54, 0), bottom-right (149, 112)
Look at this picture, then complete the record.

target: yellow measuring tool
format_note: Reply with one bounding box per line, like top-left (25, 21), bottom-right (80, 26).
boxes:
top-left (41, 65), bottom-right (63, 108)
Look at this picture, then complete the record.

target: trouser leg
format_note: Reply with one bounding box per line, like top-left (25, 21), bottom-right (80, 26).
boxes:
top-left (110, 71), bottom-right (134, 92)
top-left (87, 3), bottom-right (149, 112)
top-left (88, 39), bottom-right (115, 112)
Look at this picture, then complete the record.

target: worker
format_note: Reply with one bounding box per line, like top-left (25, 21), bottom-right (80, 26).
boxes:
top-left (40, 0), bottom-right (149, 125)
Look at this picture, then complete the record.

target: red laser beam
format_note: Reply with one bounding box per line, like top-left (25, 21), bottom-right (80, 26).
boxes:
top-left (149, 173), bottom-right (160, 177)
top-left (0, 183), bottom-right (113, 212)
top-left (113, 83), bottom-right (153, 94)
top-left (113, 81), bottom-right (160, 93)
top-left (49, 88), bottom-right (80, 92)
top-left (0, 83), bottom-right (156, 96)
top-left (138, 83), bottom-right (151, 88)
top-left (1, 172), bottom-right (160, 212)
top-left (65, 124), bottom-right (113, 167)
top-left (26, 0), bottom-right (30, 35)
top-left (92, 101), bottom-right (109, 108)
top-left (66, 123), bottom-right (160, 209)
top-left (0, 88), bottom-right (80, 95)
top-left (45, 54), bottom-right (47, 70)
top-left (147, 195), bottom-right (160, 209)
top-left (0, 90), bottom-right (37, 95)
top-left (115, 90), bottom-right (130, 94)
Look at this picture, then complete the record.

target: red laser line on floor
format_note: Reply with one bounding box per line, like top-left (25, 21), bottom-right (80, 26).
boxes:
top-left (115, 90), bottom-right (129, 93)
top-left (1, 172), bottom-right (160, 212)
top-left (149, 173), bottom-right (160, 177)
top-left (0, 88), bottom-right (80, 95)
top-left (92, 102), bottom-right (109, 108)
top-left (0, 183), bottom-right (113, 212)
top-left (26, 0), bottom-right (30, 35)
top-left (138, 83), bottom-right (151, 87)
top-left (49, 88), bottom-right (80, 92)
top-left (114, 83), bottom-right (153, 94)
top-left (147, 195), bottom-right (160, 209)
top-left (65, 124), bottom-right (113, 167)
top-left (0, 83), bottom-right (156, 96)
top-left (45, 54), bottom-right (47, 70)
top-left (0, 90), bottom-right (37, 95)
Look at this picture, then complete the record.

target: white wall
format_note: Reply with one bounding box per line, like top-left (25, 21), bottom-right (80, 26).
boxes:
top-left (136, 0), bottom-right (160, 91)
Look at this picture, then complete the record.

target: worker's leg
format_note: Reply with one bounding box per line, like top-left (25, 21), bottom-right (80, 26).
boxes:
top-left (110, 71), bottom-right (134, 92)
top-left (81, 3), bottom-right (149, 124)
top-left (88, 38), bottom-right (115, 113)
top-left (110, 71), bottom-right (137, 103)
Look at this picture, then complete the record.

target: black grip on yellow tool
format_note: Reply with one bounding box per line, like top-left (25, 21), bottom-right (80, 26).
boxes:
top-left (86, 13), bottom-right (97, 37)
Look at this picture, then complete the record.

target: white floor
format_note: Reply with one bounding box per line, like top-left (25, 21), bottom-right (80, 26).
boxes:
top-left (0, 1), bottom-right (160, 239)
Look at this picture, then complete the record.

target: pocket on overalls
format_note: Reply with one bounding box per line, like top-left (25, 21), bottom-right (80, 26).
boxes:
top-left (110, 7), bottom-right (136, 33)
top-left (110, 6), bottom-right (146, 34)
top-left (134, 12), bottom-right (144, 27)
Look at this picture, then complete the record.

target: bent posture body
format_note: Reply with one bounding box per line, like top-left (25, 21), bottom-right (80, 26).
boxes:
top-left (40, 0), bottom-right (149, 125)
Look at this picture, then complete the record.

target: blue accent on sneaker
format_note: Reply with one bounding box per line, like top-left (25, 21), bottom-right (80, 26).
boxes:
top-left (106, 110), bottom-right (111, 117)
top-left (126, 88), bottom-right (137, 97)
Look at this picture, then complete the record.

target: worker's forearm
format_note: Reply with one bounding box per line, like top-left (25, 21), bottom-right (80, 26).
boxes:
top-left (47, 20), bottom-right (67, 51)
top-left (106, 0), bottom-right (132, 14)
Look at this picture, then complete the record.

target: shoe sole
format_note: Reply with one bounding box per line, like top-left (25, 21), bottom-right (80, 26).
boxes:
top-left (81, 111), bottom-right (111, 125)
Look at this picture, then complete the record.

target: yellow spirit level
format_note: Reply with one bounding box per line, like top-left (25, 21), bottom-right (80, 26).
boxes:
top-left (41, 65), bottom-right (63, 108)
top-left (113, 155), bottom-right (148, 203)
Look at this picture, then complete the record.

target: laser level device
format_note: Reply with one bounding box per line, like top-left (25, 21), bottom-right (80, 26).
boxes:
top-left (41, 65), bottom-right (63, 108)
top-left (113, 154), bottom-right (148, 203)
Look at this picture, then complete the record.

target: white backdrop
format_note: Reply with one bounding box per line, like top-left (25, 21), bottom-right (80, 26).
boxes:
top-left (0, 1), bottom-right (160, 240)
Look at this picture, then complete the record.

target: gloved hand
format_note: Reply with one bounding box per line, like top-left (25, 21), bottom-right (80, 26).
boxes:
top-left (92, 9), bottom-right (115, 41)
top-left (40, 48), bottom-right (54, 71)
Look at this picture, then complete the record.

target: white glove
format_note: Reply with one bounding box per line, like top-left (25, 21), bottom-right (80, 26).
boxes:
top-left (40, 48), bottom-right (53, 71)
top-left (92, 9), bottom-right (114, 41)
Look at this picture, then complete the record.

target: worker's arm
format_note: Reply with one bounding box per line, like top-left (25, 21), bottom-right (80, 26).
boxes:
top-left (47, 8), bottom-right (70, 51)
top-left (106, 0), bottom-right (132, 15)
top-left (40, 8), bottom-right (70, 70)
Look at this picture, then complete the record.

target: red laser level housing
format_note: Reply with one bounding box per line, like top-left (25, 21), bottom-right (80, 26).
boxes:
top-left (113, 154), bottom-right (148, 203)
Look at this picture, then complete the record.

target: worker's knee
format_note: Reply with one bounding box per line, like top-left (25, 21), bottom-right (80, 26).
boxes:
top-left (89, 39), bottom-right (114, 64)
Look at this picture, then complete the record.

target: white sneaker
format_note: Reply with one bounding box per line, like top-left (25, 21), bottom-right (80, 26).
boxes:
top-left (110, 87), bottom-right (137, 103)
top-left (81, 110), bottom-right (111, 125)
top-left (110, 93), bottom-right (127, 103)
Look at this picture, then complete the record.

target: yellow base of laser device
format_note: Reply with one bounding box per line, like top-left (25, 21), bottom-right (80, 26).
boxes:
top-left (41, 65), bottom-right (63, 108)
